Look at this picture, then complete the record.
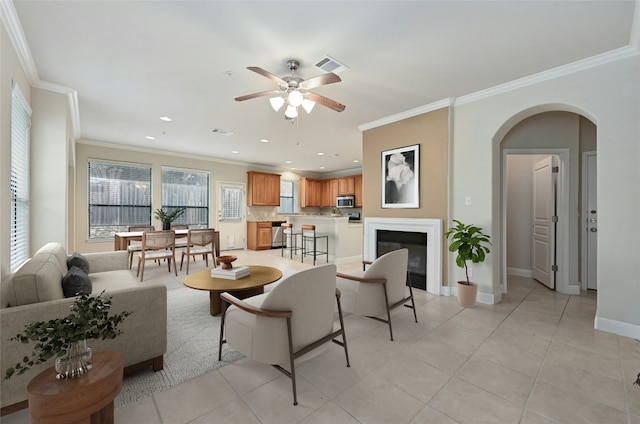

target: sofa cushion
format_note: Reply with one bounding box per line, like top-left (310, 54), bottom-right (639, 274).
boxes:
top-left (67, 252), bottom-right (90, 274)
top-left (35, 242), bottom-right (69, 275)
top-left (62, 266), bottom-right (92, 298)
top-left (8, 254), bottom-right (65, 306)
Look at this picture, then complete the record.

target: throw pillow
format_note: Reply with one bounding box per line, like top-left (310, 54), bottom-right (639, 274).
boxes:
top-left (67, 252), bottom-right (90, 274)
top-left (62, 266), bottom-right (92, 298)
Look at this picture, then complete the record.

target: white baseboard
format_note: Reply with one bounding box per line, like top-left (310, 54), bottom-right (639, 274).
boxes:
top-left (595, 316), bottom-right (640, 339)
top-left (445, 284), bottom-right (497, 305)
top-left (507, 267), bottom-right (532, 277)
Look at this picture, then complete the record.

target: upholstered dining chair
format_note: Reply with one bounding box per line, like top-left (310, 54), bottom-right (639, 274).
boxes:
top-left (127, 225), bottom-right (155, 269)
top-left (179, 228), bottom-right (217, 274)
top-left (136, 230), bottom-right (177, 282)
top-left (218, 264), bottom-right (350, 406)
top-left (336, 248), bottom-right (417, 341)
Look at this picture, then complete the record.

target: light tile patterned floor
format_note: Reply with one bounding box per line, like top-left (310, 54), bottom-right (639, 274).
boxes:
top-left (3, 248), bottom-right (639, 424)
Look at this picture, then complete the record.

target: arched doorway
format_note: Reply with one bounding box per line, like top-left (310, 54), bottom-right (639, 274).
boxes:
top-left (496, 110), bottom-right (597, 295)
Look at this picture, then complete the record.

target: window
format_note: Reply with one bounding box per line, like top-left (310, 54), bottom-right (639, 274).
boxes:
top-left (10, 87), bottom-right (31, 272)
top-left (88, 161), bottom-right (152, 239)
top-left (278, 180), bottom-right (299, 214)
top-left (161, 167), bottom-right (209, 228)
top-left (221, 187), bottom-right (242, 220)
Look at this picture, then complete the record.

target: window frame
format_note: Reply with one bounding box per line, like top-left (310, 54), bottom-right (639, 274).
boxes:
top-left (161, 166), bottom-right (210, 228)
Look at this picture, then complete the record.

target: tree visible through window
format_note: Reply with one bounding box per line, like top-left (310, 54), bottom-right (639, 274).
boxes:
top-left (161, 167), bottom-right (209, 228)
top-left (88, 161), bottom-right (152, 239)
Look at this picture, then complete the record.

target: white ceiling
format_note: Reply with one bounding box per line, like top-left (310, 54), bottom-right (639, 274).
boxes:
top-left (9, 1), bottom-right (637, 173)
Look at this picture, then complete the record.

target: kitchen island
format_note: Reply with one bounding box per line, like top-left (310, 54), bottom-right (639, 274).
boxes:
top-left (286, 215), bottom-right (363, 264)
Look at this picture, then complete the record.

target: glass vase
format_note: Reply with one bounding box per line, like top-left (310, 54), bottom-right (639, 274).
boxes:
top-left (55, 340), bottom-right (92, 380)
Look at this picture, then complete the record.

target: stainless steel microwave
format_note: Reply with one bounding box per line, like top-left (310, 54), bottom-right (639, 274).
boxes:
top-left (336, 195), bottom-right (355, 208)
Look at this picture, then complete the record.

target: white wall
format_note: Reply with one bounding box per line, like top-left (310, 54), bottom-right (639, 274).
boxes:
top-left (451, 53), bottom-right (640, 338)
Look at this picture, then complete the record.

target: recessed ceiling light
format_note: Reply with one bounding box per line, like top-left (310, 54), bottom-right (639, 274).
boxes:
top-left (260, 139), bottom-right (269, 143)
top-left (353, 159), bottom-right (359, 163)
top-left (285, 160), bottom-right (292, 164)
top-left (160, 116), bottom-right (172, 122)
top-left (320, 166), bottom-right (325, 169)
top-left (231, 150), bottom-right (239, 154)
top-left (145, 136), bottom-right (156, 140)
top-left (317, 152), bottom-right (324, 156)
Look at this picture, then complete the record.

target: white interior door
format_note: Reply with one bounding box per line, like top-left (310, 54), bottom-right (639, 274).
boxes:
top-left (585, 153), bottom-right (598, 290)
top-left (532, 156), bottom-right (557, 289)
top-left (216, 181), bottom-right (246, 251)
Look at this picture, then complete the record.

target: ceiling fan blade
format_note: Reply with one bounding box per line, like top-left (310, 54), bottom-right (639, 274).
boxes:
top-left (305, 92), bottom-right (346, 112)
top-left (235, 90), bottom-right (281, 102)
top-left (301, 73), bottom-right (341, 90)
top-left (247, 67), bottom-right (287, 85)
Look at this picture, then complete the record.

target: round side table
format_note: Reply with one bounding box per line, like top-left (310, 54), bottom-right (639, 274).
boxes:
top-left (27, 351), bottom-right (124, 424)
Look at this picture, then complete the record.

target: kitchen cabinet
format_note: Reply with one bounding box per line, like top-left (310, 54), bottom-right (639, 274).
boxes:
top-left (322, 179), bottom-right (339, 207)
top-left (354, 174), bottom-right (363, 207)
top-left (247, 221), bottom-right (272, 250)
top-left (300, 178), bottom-right (323, 207)
top-left (247, 171), bottom-right (280, 206)
top-left (338, 176), bottom-right (356, 195)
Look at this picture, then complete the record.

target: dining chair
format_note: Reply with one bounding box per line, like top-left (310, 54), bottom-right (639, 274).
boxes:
top-left (179, 228), bottom-right (217, 274)
top-left (219, 264), bottom-right (350, 406)
top-left (336, 248), bottom-right (417, 341)
top-left (127, 225), bottom-right (155, 269)
top-left (171, 224), bottom-right (190, 248)
top-left (136, 230), bottom-right (177, 282)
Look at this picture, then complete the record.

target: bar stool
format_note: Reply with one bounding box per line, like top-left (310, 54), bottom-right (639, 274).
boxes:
top-left (281, 223), bottom-right (302, 259)
top-left (301, 224), bottom-right (329, 265)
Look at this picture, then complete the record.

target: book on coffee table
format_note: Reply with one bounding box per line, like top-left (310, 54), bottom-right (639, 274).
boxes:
top-left (210, 266), bottom-right (251, 280)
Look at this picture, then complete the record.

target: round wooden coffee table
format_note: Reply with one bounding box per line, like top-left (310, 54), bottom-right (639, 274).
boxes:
top-left (183, 266), bottom-right (282, 315)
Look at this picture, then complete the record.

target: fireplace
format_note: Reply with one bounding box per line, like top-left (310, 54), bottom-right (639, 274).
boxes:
top-left (365, 218), bottom-right (442, 295)
top-left (377, 230), bottom-right (428, 290)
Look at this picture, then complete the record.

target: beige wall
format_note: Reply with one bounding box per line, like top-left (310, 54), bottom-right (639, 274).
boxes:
top-left (361, 107), bottom-right (449, 285)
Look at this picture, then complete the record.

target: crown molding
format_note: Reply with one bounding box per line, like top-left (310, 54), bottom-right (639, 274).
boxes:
top-left (358, 98), bottom-right (453, 131)
top-left (2, 0), bottom-right (81, 141)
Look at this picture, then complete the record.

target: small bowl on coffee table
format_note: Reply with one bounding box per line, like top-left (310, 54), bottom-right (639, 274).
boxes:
top-left (216, 255), bottom-right (237, 270)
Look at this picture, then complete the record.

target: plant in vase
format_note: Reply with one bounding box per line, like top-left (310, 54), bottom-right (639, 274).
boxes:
top-left (444, 219), bottom-right (491, 307)
top-left (154, 208), bottom-right (185, 230)
top-left (4, 291), bottom-right (131, 380)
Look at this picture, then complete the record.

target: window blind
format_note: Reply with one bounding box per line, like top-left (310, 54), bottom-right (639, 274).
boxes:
top-left (10, 87), bottom-right (31, 272)
top-left (88, 161), bottom-right (152, 238)
top-left (161, 167), bottom-right (209, 228)
top-left (221, 187), bottom-right (242, 220)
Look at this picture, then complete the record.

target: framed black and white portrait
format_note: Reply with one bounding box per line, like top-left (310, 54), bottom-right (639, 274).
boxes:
top-left (381, 144), bottom-right (419, 208)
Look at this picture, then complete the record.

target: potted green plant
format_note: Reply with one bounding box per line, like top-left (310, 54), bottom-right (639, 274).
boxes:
top-left (154, 208), bottom-right (185, 230)
top-left (4, 292), bottom-right (131, 380)
top-left (444, 219), bottom-right (492, 307)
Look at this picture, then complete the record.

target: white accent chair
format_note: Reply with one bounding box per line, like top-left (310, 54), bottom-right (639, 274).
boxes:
top-left (218, 264), bottom-right (350, 405)
top-left (336, 248), bottom-right (417, 341)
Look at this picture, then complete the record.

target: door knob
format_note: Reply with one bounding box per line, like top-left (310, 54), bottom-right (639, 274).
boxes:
top-left (590, 218), bottom-right (597, 223)
top-left (590, 228), bottom-right (597, 232)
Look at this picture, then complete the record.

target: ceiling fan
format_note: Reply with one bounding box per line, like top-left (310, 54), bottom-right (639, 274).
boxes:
top-left (235, 59), bottom-right (346, 119)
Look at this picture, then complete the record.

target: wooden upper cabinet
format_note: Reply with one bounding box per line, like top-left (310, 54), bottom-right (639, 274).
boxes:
top-left (338, 176), bottom-right (356, 195)
top-left (300, 178), bottom-right (324, 208)
top-left (247, 171), bottom-right (281, 206)
top-left (354, 174), bottom-right (363, 207)
top-left (322, 179), bottom-right (339, 207)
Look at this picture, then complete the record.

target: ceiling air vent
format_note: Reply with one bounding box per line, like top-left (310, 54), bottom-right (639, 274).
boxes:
top-left (315, 55), bottom-right (349, 74)
top-left (211, 128), bottom-right (234, 136)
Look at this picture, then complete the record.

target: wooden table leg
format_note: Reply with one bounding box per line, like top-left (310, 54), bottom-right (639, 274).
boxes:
top-left (209, 287), bottom-right (265, 316)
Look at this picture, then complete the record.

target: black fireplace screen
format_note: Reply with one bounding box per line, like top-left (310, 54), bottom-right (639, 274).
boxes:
top-left (376, 230), bottom-right (427, 290)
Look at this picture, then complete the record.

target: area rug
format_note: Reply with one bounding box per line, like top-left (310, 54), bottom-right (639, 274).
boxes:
top-left (114, 284), bottom-right (244, 408)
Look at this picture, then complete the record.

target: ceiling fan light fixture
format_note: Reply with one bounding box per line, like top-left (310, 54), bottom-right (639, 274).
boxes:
top-left (285, 105), bottom-right (298, 119)
top-left (269, 96), bottom-right (285, 112)
top-left (287, 89), bottom-right (304, 107)
top-left (302, 99), bottom-right (315, 114)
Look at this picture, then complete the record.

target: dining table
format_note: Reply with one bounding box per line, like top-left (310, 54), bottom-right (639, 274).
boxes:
top-left (113, 229), bottom-right (220, 258)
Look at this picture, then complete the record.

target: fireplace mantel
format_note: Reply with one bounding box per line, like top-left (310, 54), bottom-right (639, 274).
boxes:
top-left (364, 217), bottom-right (442, 295)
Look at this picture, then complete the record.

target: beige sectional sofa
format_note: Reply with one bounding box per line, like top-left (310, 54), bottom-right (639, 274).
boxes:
top-left (0, 242), bottom-right (167, 413)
